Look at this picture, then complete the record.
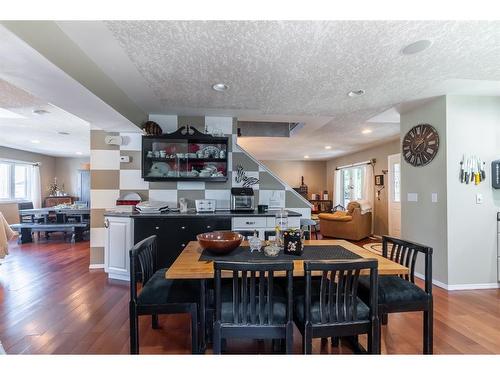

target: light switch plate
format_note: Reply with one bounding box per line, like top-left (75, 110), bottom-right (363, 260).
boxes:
top-left (476, 193), bottom-right (484, 204)
top-left (431, 193), bottom-right (438, 203)
top-left (407, 193), bottom-right (418, 202)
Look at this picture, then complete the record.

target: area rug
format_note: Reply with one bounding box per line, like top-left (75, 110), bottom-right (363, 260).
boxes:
top-left (362, 242), bottom-right (383, 255)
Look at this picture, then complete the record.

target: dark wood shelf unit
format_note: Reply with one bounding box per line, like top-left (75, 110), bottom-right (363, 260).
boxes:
top-left (308, 199), bottom-right (333, 214)
top-left (142, 125), bottom-right (229, 182)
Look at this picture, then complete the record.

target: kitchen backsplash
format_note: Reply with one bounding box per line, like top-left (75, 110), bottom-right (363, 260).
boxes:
top-left (89, 115), bottom-right (311, 266)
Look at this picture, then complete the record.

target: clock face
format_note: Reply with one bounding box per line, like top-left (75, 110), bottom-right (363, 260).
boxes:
top-left (402, 124), bottom-right (439, 167)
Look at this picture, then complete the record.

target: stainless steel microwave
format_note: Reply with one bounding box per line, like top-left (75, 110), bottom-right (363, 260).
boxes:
top-left (230, 188), bottom-right (255, 211)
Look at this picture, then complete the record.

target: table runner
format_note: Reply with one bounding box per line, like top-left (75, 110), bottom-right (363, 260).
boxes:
top-left (199, 245), bottom-right (361, 262)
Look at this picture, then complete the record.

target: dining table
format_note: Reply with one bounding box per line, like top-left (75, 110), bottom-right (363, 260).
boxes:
top-left (166, 239), bottom-right (408, 351)
top-left (19, 207), bottom-right (90, 223)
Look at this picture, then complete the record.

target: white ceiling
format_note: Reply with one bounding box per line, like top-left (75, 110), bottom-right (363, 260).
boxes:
top-left (0, 78), bottom-right (90, 157)
top-left (0, 23), bottom-right (142, 158)
top-left (55, 20), bottom-right (500, 160)
top-left (7, 20), bottom-right (500, 160)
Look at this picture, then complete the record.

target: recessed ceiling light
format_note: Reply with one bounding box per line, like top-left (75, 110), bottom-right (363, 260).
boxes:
top-left (348, 89), bottom-right (365, 97)
top-left (304, 155), bottom-right (310, 159)
top-left (401, 40), bottom-right (433, 55)
top-left (33, 109), bottom-right (50, 115)
top-left (75, 151), bottom-right (83, 155)
top-left (212, 83), bottom-right (229, 92)
top-left (362, 129), bottom-right (373, 134)
top-left (31, 139), bottom-right (40, 144)
top-left (324, 146), bottom-right (332, 150)
top-left (58, 131), bottom-right (70, 135)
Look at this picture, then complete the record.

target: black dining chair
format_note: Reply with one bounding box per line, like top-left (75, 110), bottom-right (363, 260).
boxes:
top-left (212, 261), bottom-right (294, 354)
top-left (129, 235), bottom-right (202, 354)
top-left (294, 259), bottom-right (379, 354)
top-left (357, 235), bottom-right (433, 354)
top-left (18, 201), bottom-right (44, 224)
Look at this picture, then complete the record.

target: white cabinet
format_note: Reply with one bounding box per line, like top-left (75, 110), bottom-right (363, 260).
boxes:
top-left (105, 216), bottom-right (134, 281)
top-left (231, 215), bottom-right (301, 239)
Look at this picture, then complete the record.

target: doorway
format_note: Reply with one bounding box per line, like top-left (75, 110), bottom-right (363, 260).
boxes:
top-left (388, 153), bottom-right (401, 237)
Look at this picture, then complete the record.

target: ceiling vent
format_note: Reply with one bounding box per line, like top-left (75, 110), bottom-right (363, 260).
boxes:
top-left (237, 121), bottom-right (303, 137)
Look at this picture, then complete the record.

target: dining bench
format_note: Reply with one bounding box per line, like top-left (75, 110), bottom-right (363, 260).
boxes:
top-left (10, 223), bottom-right (88, 244)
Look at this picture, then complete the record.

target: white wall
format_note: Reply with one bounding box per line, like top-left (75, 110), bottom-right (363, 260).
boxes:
top-left (400, 97), bottom-right (448, 285)
top-left (401, 95), bottom-right (500, 289)
top-left (446, 96), bottom-right (500, 286)
top-left (54, 157), bottom-right (90, 198)
top-left (260, 160), bottom-right (328, 199)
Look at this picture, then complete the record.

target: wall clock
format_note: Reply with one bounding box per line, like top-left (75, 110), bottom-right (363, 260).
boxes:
top-left (402, 124), bottom-right (439, 167)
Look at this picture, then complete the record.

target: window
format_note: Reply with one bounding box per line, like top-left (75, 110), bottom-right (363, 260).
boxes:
top-left (340, 166), bottom-right (364, 207)
top-left (393, 162), bottom-right (401, 203)
top-left (0, 161), bottom-right (32, 201)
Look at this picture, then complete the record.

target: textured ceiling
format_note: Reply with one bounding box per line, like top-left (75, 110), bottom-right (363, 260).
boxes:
top-left (0, 78), bottom-right (90, 157)
top-left (59, 20), bottom-right (500, 160)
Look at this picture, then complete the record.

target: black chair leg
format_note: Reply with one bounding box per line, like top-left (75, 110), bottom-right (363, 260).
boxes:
top-left (303, 326), bottom-right (312, 354)
top-left (331, 336), bottom-right (340, 347)
top-left (129, 304), bottom-right (139, 354)
top-left (213, 322), bottom-right (221, 354)
top-left (381, 313), bottom-right (388, 325)
top-left (152, 314), bottom-right (159, 329)
top-left (190, 305), bottom-right (199, 354)
top-left (371, 315), bottom-right (381, 354)
top-left (286, 322), bottom-right (294, 354)
top-left (423, 308), bottom-right (433, 354)
top-left (272, 339), bottom-right (280, 352)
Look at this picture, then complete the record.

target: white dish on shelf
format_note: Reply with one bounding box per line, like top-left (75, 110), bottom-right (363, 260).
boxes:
top-left (148, 162), bottom-right (171, 177)
top-left (120, 192), bottom-right (142, 201)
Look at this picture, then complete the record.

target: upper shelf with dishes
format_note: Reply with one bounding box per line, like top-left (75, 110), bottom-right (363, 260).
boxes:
top-left (141, 125), bottom-right (229, 182)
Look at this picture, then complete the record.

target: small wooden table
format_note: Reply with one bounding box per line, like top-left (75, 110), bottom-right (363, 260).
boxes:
top-left (166, 239), bottom-right (408, 279)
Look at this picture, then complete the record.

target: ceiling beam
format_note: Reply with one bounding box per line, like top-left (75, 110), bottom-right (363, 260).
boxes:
top-left (1, 20), bottom-right (147, 128)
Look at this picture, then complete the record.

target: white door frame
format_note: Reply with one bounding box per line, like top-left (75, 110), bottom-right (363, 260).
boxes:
top-left (388, 153), bottom-right (401, 237)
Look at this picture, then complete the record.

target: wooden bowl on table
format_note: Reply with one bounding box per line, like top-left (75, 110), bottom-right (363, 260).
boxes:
top-left (197, 231), bottom-right (243, 255)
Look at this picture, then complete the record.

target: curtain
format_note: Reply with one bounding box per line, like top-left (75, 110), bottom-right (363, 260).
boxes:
top-left (362, 165), bottom-right (375, 233)
top-left (333, 169), bottom-right (342, 206)
top-left (31, 164), bottom-right (42, 209)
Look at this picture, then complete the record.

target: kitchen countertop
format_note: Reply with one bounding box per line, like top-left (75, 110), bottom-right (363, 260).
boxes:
top-left (103, 209), bottom-right (302, 218)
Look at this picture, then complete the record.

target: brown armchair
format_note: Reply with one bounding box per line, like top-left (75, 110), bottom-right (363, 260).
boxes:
top-left (319, 201), bottom-right (372, 241)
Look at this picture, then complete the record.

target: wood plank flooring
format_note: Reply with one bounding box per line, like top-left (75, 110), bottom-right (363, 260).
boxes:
top-left (0, 236), bottom-right (499, 354)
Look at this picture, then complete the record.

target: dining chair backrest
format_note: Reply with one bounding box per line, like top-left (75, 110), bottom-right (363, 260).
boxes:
top-left (382, 235), bottom-right (433, 294)
top-left (18, 202), bottom-right (34, 210)
top-left (213, 261), bottom-right (294, 325)
top-left (129, 235), bottom-right (158, 302)
top-left (303, 259), bottom-right (378, 324)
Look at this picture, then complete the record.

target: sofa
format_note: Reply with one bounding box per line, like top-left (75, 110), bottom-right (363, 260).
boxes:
top-left (318, 201), bottom-right (372, 241)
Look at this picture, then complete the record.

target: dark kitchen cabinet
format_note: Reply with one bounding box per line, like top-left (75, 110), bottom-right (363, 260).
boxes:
top-left (133, 217), bottom-right (231, 268)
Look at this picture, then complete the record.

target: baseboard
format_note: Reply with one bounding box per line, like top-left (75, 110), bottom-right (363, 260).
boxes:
top-left (89, 264), bottom-right (105, 269)
top-left (446, 283), bottom-right (500, 291)
top-left (415, 272), bottom-right (500, 290)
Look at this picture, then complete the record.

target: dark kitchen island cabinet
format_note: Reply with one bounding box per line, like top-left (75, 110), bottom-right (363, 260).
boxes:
top-left (133, 217), bottom-right (231, 270)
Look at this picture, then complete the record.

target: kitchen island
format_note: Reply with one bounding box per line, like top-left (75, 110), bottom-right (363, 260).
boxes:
top-left (103, 209), bottom-right (302, 280)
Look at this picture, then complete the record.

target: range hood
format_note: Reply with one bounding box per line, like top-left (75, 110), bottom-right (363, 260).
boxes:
top-left (237, 121), bottom-right (304, 137)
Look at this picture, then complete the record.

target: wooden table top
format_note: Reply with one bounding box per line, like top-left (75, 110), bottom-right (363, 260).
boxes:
top-left (165, 239), bottom-right (408, 279)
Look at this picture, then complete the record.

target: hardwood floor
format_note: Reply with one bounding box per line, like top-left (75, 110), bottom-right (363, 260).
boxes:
top-left (0, 237), bottom-right (499, 354)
